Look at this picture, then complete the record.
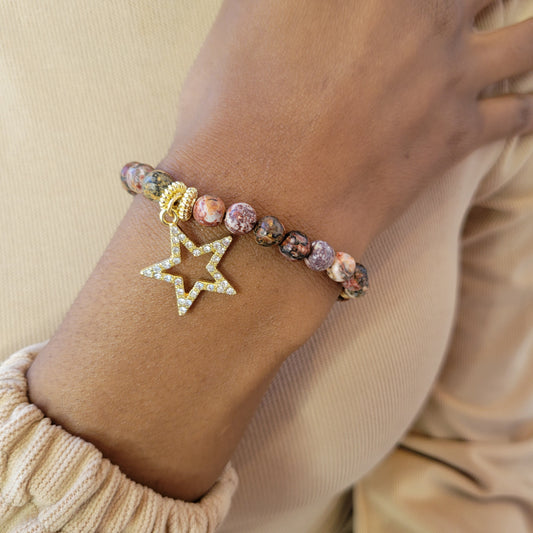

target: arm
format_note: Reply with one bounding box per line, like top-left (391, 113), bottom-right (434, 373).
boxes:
top-left (25, 0), bottom-right (533, 505)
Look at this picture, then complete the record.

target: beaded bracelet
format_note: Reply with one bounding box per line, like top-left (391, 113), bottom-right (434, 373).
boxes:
top-left (121, 162), bottom-right (369, 316)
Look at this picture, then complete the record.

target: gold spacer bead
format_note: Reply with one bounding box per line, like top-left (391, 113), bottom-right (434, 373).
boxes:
top-left (159, 181), bottom-right (187, 212)
top-left (337, 288), bottom-right (351, 301)
top-left (177, 187), bottom-right (198, 221)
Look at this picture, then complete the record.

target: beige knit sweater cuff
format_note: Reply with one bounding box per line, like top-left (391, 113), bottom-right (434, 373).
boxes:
top-left (0, 342), bottom-right (238, 532)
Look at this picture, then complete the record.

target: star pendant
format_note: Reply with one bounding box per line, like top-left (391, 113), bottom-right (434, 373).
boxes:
top-left (140, 223), bottom-right (236, 316)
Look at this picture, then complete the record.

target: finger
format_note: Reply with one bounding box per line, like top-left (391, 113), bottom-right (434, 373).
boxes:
top-left (477, 94), bottom-right (533, 146)
top-left (470, 17), bottom-right (533, 88)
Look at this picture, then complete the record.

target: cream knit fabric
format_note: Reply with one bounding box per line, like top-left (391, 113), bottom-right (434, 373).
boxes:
top-left (0, 342), bottom-right (238, 531)
top-left (1, 1), bottom-right (532, 532)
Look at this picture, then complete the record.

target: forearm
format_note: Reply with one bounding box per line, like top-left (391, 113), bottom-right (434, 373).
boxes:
top-left (26, 159), bottom-right (359, 501)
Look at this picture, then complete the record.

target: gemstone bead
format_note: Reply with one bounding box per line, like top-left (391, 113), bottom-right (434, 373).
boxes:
top-left (341, 263), bottom-right (369, 298)
top-left (224, 202), bottom-right (257, 234)
top-left (304, 240), bottom-right (335, 271)
top-left (193, 195), bottom-right (226, 226)
top-left (279, 230), bottom-right (311, 261)
top-left (121, 162), bottom-right (154, 195)
top-left (142, 170), bottom-right (173, 201)
top-left (120, 162), bottom-right (138, 195)
top-left (254, 215), bottom-right (285, 246)
top-left (126, 163), bottom-right (154, 194)
top-left (327, 251), bottom-right (356, 282)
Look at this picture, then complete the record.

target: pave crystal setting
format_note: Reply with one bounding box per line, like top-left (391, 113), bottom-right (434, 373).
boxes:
top-left (140, 224), bottom-right (236, 315)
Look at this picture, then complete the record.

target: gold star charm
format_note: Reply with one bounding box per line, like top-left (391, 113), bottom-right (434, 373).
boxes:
top-left (140, 223), bottom-right (236, 315)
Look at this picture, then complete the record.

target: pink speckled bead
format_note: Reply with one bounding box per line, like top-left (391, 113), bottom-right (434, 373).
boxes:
top-left (327, 251), bottom-right (356, 282)
top-left (193, 195), bottom-right (226, 227)
top-left (120, 162), bottom-right (138, 195)
top-left (121, 162), bottom-right (154, 195)
top-left (224, 202), bottom-right (257, 234)
top-left (304, 240), bottom-right (335, 271)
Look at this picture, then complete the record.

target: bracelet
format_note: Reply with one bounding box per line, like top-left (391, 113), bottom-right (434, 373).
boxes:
top-left (121, 162), bottom-right (369, 315)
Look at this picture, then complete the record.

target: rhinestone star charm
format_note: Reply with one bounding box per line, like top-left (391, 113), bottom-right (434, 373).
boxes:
top-left (140, 223), bottom-right (236, 315)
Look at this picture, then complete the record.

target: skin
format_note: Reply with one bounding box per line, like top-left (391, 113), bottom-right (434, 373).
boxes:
top-left (27, 0), bottom-right (533, 502)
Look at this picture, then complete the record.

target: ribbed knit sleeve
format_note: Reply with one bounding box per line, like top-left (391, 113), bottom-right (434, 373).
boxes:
top-left (0, 342), bottom-right (238, 533)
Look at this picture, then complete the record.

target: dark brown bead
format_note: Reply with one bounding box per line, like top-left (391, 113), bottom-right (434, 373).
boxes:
top-left (279, 230), bottom-right (311, 261)
top-left (254, 215), bottom-right (285, 246)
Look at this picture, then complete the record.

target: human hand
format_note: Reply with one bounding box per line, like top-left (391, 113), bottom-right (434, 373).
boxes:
top-left (161, 0), bottom-right (533, 252)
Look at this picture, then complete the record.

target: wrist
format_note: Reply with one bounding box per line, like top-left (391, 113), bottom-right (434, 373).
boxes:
top-left (27, 188), bottom-right (341, 500)
top-left (158, 140), bottom-right (373, 258)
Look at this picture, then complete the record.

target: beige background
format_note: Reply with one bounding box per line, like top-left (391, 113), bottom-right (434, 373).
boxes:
top-left (2, 2), bottom-right (533, 532)
top-left (0, 1), bottom-right (222, 356)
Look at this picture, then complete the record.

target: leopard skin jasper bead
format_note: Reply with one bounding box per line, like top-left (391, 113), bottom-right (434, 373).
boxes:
top-left (327, 251), bottom-right (356, 282)
top-left (120, 162), bottom-right (139, 195)
top-left (254, 215), bottom-right (285, 246)
top-left (304, 240), bottom-right (335, 271)
top-left (224, 202), bottom-right (257, 234)
top-left (341, 263), bottom-right (369, 298)
top-left (193, 195), bottom-right (226, 226)
top-left (126, 163), bottom-right (153, 195)
top-left (279, 230), bottom-right (311, 261)
top-left (142, 170), bottom-right (173, 201)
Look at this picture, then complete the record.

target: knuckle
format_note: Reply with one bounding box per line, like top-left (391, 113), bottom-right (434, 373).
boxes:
top-left (446, 62), bottom-right (468, 91)
top-left (429, 0), bottom-right (462, 36)
top-left (447, 128), bottom-right (469, 152)
top-left (470, 113), bottom-right (485, 143)
top-left (446, 110), bottom-right (477, 154)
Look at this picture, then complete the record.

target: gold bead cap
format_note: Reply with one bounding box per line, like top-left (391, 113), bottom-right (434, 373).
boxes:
top-left (159, 181), bottom-right (187, 212)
